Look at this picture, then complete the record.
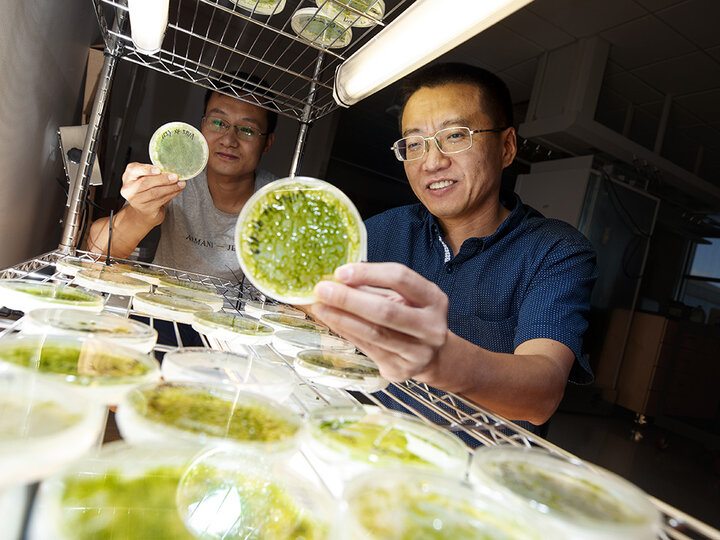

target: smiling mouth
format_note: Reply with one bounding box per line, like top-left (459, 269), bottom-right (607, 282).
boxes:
top-left (428, 180), bottom-right (455, 190)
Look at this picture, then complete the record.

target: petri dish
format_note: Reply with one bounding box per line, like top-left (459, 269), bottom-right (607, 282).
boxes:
top-left (272, 329), bottom-right (354, 357)
top-left (469, 447), bottom-right (661, 540)
top-left (303, 405), bottom-right (468, 482)
top-left (295, 349), bottom-right (388, 392)
top-left (113, 263), bottom-right (167, 285)
top-left (291, 7), bottom-right (352, 49)
top-left (149, 122), bottom-right (209, 180)
top-left (235, 176), bottom-right (366, 304)
top-left (156, 286), bottom-right (224, 311)
top-left (28, 442), bottom-right (199, 540)
top-left (157, 275), bottom-right (219, 295)
top-left (74, 268), bottom-right (152, 296)
top-left (229, 0), bottom-right (286, 16)
top-left (177, 446), bottom-right (334, 540)
top-left (343, 467), bottom-right (543, 540)
top-left (0, 279), bottom-right (104, 313)
top-left (0, 334), bottom-right (161, 405)
top-left (116, 381), bottom-right (302, 453)
top-left (316, 0), bottom-right (384, 27)
top-left (191, 311), bottom-right (275, 345)
top-left (132, 291), bottom-right (213, 324)
top-left (243, 299), bottom-right (307, 319)
top-left (22, 309), bottom-right (158, 353)
top-left (0, 370), bottom-right (106, 489)
top-left (161, 347), bottom-right (294, 402)
top-left (55, 257), bottom-right (123, 277)
top-left (260, 313), bottom-right (329, 334)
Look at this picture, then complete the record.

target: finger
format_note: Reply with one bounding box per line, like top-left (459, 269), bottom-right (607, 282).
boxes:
top-left (121, 175), bottom-right (184, 201)
top-left (334, 262), bottom-right (445, 308)
top-left (122, 162), bottom-right (161, 184)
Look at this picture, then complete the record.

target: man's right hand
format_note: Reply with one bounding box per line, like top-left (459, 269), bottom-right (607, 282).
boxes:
top-left (120, 162), bottom-right (186, 227)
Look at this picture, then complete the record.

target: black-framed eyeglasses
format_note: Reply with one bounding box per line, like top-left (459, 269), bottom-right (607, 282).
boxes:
top-left (202, 116), bottom-right (267, 140)
top-left (390, 126), bottom-right (507, 161)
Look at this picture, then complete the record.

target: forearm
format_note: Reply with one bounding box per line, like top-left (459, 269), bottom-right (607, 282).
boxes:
top-left (417, 334), bottom-right (570, 425)
top-left (84, 206), bottom-right (157, 259)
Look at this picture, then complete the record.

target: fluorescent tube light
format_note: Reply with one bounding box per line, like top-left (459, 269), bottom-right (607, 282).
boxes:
top-left (333, 0), bottom-right (534, 106)
top-left (127, 0), bottom-right (169, 55)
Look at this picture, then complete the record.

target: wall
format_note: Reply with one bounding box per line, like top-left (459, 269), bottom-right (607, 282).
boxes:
top-left (0, 0), bottom-right (97, 268)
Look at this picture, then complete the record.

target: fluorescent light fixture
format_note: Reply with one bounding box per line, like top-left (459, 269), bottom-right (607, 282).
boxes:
top-left (333, 0), bottom-right (534, 106)
top-left (127, 0), bottom-right (169, 55)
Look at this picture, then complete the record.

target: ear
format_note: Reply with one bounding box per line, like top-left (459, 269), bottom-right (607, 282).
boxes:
top-left (263, 132), bottom-right (275, 154)
top-left (501, 127), bottom-right (517, 168)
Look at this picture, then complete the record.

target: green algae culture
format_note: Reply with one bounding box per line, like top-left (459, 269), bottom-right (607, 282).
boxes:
top-left (297, 350), bottom-right (379, 378)
top-left (291, 8), bottom-right (352, 48)
top-left (261, 313), bottom-right (329, 333)
top-left (0, 397), bottom-right (80, 439)
top-left (231, 0), bottom-right (286, 16)
top-left (149, 122), bottom-right (208, 180)
top-left (317, 0), bottom-right (384, 27)
top-left (128, 382), bottom-right (300, 443)
top-left (193, 311), bottom-right (274, 336)
top-left (179, 463), bottom-right (328, 540)
top-left (0, 279), bottom-right (104, 312)
top-left (60, 466), bottom-right (195, 540)
top-left (236, 177), bottom-right (366, 304)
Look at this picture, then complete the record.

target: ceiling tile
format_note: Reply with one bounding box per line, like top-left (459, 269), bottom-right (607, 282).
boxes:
top-left (601, 14), bottom-right (696, 70)
top-left (528, 0), bottom-right (645, 38)
top-left (501, 8), bottom-right (575, 50)
top-left (449, 25), bottom-right (544, 72)
top-left (656, 0), bottom-right (720, 48)
top-left (633, 52), bottom-right (720, 96)
top-left (604, 71), bottom-right (664, 104)
top-left (633, 0), bottom-right (687, 11)
top-left (668, 103), bottom-right (705, 129)
top-left (675, 89), bottom-right (720, 123)
top-left (687, 125), bottom-right (720, 151)
top-left (708, 46), bottom-right (720, 63)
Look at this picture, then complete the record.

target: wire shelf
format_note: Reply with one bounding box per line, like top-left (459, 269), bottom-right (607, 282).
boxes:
top-left (92, 0), bottom-right (413, 122)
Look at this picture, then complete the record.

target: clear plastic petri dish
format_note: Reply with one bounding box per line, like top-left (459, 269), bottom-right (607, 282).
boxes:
top-left (162, 347), bottom-right (294, 402)
top-left (156, 286), bottom-right (224, 311)
top-left (291, 7), bottom-right (352, 48)
top-left (0, 334), bottom-right (160, 405)
top-left (132, 291), bottom-right (213, 324)
top-left (177, 446), bottom-right (335, 540)
top-left (74, 268), bottom-right (152, 296)
top-left (28, 441), bottom-right (200, 540)
top-left (116, 381), bottom-right (302, 453)
top-left (260, 313), bottom-right (330, 334)
top-left (295, 349), bottom-right (388, 392)
top-left (112, 263), bottom-right (167, 285)
top-left (272, 329), bottom-right (354, 357)
top-left (0, 279), bottom-right (104, 313)
top-left (55, 258), bottom-right (124, 277)
top-left (149, 122), bottom-right (209, 180)
top-left (469, 447), bottom-right (661, 540)
top-left (303, 405), bottom-right (469, 482)
top-left (343, 467), bottom-right (544, 540)
top-left (157, 275), bottom-right (219, 296)
top-left (243, 299), bottom-right (307, 319)
top-left (229, 0), bottom-right (286, 16)
top-left (191, 311), bottom-right (275, 345)
top-left (22, 308), bottom-right (158, 353)
top-left (0, 370), bottom-right (106, 489)
top-left (235, 176), bottom-right (366, 304)
top-left (316, 0), bottom-right (384, 27)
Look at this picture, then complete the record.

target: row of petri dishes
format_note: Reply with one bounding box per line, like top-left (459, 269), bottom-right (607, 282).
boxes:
top-left (232, 0), bottom-right (386, 49)
top-left (0, 258), bottom-right (662, 539)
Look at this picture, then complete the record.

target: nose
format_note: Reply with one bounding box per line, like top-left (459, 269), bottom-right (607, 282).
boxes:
top-left (218, 128), bottom-right (240, 147)
top-left (422, 138), bottom-right (450, 171)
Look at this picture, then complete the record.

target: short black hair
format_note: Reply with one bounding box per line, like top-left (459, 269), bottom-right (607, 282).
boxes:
top-left (398, 62), bottom-right (513, 130)
top-left (203, 71), bottom-right (278, 134)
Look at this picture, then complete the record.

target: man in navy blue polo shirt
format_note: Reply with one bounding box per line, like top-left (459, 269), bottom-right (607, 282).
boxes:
top-left (310, 63), bottom-right (597, 434)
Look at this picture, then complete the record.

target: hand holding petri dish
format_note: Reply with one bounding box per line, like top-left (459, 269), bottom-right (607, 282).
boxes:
top-left (149, 122), bottom-right (208, 180)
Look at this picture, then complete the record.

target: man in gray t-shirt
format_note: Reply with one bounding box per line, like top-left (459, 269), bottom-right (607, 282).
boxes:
top-left (85, 83), bottom-right (278, 282)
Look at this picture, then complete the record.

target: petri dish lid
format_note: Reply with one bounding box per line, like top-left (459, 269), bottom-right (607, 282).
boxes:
top-left (116, 381), bottom-right (302, 453)
top-left (177, 446), bottom-right (335, 540)
top-left (261, 313), bottom-right (329, 333)
top-left (28, 441), bottom-right (200, 540)
top-left (191, 311), bottom-right (274, 345)
top-left (132, 291), bottom-right (213, 324)
top-left (161, 347), bottom-right (294, 402)
top-left (0, 279), bottom-right (105, 313)
top-left (74, 268), bottom-right (151, 296)
top-left (113, 263), bottom-right (167, 285)
top-left (291, 7), bottom-right (352, 48)
top-left (343, 467), bottom-right (543, 540)
top-left (149, 122), bottom-right (209, 180)
top-left (316, 0), bottom-right (384, 27)
top-left (305, 405), bottom-right (468, 474)
top-left (158, 276), bottom-right (218, 295)
top-left (243, 299), bottom-right (307, 319)
top-left (469, 447), bottom-right (661, 539)
top-left (235, 176), bottom-right (366, 305)
top-left (156, 286), bottom-right (224, 311)
top-left (22, 308), bottom-right (158, 353)
top-left (229, 0), bottom-right (286, 16)
top-left (272, 329), bottom-right (354, 357)
top-left (295, 349), bottom-right (388, 392)
top-left (0, 334), bottom-right (160, 405)
top-left (0, 370), bottom-right (106, 489)
top-left (55, 258), bottom-right (123, 277)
